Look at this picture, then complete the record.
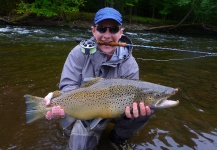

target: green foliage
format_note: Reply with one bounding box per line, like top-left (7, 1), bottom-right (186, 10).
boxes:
top-left (1, 0), bottom-right (216, 26)
top-left (147, 0), bottom-right (217, 24)
top-left (176, 0), bottom-right (192, 6)
top-left (64, 11), bottom-right (95, 22)
top-left (125, 0), bottom-right (139, 7)
top-left (159, 1), bottom-right (173, 15)
top-left (17, 0), bottom-right (85, 17)
top-left (195, 0), bottom-right (217, 23)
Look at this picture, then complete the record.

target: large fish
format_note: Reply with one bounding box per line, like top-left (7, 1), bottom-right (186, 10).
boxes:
top-left (24, 78), bottom-right (179, 124)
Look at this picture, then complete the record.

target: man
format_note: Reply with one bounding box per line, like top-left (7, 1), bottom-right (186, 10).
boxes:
top-left (44, 7), bottom-right (152, 150)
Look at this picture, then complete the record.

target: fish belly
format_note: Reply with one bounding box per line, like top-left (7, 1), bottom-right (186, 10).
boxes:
top-left (63, 94), bottom-right (134, 119)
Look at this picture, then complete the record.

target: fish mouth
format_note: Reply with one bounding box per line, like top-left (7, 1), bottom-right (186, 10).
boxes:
top-left (155, 99), bottom-right (179, 109)
top-left (155, 88), bottom-right (179, 109)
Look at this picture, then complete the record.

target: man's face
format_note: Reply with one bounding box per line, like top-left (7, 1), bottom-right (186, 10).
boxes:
top-left (91, 19), bottom-right (124, 55)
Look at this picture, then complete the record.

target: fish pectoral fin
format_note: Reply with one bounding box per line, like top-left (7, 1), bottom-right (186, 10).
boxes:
top-left (60, 114), bottom-right (77, 129)
top-left (90, 118), bottom-right (103, 130)
top-left (81, 77), bottom-right (104, 88)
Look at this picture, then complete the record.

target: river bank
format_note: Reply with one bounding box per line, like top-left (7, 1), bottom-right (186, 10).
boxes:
top-left (1, 14), bottom-right (217, 35)
top-left (63, 20), bottom-right (217, 35)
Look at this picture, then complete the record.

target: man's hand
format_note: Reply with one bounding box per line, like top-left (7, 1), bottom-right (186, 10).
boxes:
top-left (125, 102), bottom-right (151, 118)
top-left (44, 93), bottom-right (65, 120)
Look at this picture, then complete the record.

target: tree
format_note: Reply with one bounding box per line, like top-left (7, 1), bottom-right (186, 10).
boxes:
top-left (1, 0), bottom-right (217, 26)
top-left (17, 0), bottom-right (85, 17)
top-left (194, 0), bottom-right (217, 24)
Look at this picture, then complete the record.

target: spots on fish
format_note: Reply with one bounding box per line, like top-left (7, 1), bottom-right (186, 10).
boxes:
top-left (36, 78), bottom-right (178, 119)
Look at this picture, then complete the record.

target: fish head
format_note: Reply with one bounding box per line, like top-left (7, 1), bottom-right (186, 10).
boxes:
top-left (141, 87), bottom-right (179, 109)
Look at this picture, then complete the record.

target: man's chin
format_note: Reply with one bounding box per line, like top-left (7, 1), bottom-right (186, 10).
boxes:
top-left (99, 46), bottom-right (115, 55)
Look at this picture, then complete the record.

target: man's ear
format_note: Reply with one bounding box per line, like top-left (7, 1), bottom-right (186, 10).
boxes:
top-left (119, 28), bottom-right (124, 39)
top-left (91, 26), bottom-right (96, 35)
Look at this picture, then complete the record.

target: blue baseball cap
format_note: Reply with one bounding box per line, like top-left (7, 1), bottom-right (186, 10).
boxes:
top-left (94, 7), bottom-right (122, 25)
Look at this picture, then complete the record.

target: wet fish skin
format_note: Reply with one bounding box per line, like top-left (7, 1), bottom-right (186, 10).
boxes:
top-left (24, 78), bottom-right (179, 123)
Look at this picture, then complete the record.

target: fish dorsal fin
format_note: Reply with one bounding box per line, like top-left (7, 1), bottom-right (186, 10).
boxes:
top-left (81, 77), bottom-right (103, 88)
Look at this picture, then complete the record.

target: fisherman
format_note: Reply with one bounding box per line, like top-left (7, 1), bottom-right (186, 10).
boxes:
top-left (44, 7), bottom-right (152, 150)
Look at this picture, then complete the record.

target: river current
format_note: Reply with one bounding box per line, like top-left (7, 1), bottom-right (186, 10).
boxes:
top-left (0, 25), bottom-right (217, 150)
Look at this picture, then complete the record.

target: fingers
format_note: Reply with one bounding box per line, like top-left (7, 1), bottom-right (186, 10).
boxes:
top-left (125, 102), bottom-right (139, 118)
top-left (52, 106), bottom-right (65, 119)
top-left (45, 106), bottom-right (65, 120)
top-left (44, 99), bottom-right (50, 106)
top-left (44, 92), bottom-right (65, 120)
top-left (133, 102), bottom-right (139, 118)
top-left (139, 102), bottom-right (151, 116)
top-left (45, 111), bottom-right (52, 120)
top-left (125, 102), bottom-right (151, 118)
top-left (139, 102), bottom-right (146, 116)
top-left (44, 92), bottom-right (53, 106)
top-left (60, 108), bottom-right (65, 118)
top-left (125, 106), bottom-right (132, 118)
top-left (145, 105), bottom-right (151, 116)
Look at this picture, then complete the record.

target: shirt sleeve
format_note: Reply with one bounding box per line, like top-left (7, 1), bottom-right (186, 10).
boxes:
top-left (120, 56), bottom-right (139, 80)
top-left (59, 45), bottom-right (86, 92)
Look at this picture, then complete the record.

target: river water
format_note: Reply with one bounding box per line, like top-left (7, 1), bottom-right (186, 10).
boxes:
top-left (0, 25), bottom-right (217, 150)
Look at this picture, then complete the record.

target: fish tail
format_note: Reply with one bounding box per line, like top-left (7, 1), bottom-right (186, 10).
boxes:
top-left (24, 94), bottom-right (47, 124)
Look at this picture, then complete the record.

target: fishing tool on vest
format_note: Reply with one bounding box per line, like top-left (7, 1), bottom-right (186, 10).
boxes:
top-left (80, 39), bottom-right (97, 54)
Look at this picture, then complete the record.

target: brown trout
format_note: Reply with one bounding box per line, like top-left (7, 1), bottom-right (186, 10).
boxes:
top-left (24, 78), bottom-right (179, 124)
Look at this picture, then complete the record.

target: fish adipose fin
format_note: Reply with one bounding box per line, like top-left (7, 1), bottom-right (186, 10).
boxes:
top-left (52, 90), bottom-right (62, 98)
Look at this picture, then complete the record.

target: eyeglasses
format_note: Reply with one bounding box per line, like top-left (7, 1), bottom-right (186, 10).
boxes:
top-left (95, 26), bottom-right (121, 34)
